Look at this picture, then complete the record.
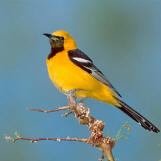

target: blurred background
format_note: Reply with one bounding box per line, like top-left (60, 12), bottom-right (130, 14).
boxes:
top-left (0, 0), bottom-right (161, 160)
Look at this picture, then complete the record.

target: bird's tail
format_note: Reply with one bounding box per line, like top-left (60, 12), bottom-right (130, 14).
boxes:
top-left (114, 97), bottom-right (160, 133)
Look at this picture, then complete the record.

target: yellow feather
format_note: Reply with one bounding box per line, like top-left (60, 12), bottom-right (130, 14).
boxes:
top-left (46, 49), bottom-right (119, 106)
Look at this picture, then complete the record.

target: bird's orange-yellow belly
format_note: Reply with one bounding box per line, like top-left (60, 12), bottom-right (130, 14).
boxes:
top-left (46, 52), bottom-right (119, 106)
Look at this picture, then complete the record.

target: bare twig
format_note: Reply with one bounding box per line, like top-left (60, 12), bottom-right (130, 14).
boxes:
top-left (28, 106), bottom-right (70, 113)
top-left (5, 135), bottom-right (88, 143)
top-left (61, 111), bottom-right (73, 117)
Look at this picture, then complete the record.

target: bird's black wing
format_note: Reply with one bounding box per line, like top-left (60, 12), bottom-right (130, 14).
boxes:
top-left (68, 49), bottom-right (122, 97)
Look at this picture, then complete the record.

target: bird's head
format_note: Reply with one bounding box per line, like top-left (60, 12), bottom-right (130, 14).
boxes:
top-left (43, 30), bottom-right (77, 51)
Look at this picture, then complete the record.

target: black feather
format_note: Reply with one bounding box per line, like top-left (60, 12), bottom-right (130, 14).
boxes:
top-left (114, 97), bottom-right (160, 133)
top-left (68, 49), bottom-right (122, 97)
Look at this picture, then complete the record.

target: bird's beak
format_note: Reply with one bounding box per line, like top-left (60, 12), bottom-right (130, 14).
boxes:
top-left (43, 33), bottom-right (56, 48)
top-left (43, 33), bottom-right (53, 39)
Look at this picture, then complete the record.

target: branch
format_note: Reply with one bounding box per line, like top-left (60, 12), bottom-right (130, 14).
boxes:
top-left (5, 134), bottom-right (88, 143)
top-left (6, 133), bottom-right (114, 161)
top-left (28, 105), bottom-right (70, 113)
top-left (28, 94), bottom-right (116, 161)
top-left (8, 93), bottom-right (127, 161)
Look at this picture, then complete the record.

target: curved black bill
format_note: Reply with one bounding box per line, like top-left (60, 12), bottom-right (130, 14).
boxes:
top-left (43, 33), bottom-right (52, 38)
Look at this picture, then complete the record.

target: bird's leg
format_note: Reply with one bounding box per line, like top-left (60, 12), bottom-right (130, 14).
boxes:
top-left (65, 89), bottom-right (85, 106)
top-left (65, 89), bottom-right (77, 98)
top-left (65, 89), bottom-right (77, 106)
top-left (63, 89), bottom-right (86, 117)
top-left (62, 89), bottom-right (78, 117)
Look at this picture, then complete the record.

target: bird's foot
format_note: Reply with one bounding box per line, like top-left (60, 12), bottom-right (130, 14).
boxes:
top-left (65, 89), bottom-right (77, 98)
top-left (65, 89), bottom-right (84, 106)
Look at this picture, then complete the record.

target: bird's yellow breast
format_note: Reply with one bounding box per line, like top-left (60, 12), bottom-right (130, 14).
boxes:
top-left (46, 51), bottom-right (119, 105)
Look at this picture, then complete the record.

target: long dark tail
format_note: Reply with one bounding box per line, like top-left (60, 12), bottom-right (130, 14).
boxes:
top-left (114, 97), bottom-right (160, 133)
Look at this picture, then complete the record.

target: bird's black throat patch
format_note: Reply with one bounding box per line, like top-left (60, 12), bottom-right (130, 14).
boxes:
top-left (47, 36), bottom-right (64, 59)
top-left (47, 46), bottom-right (64, 59)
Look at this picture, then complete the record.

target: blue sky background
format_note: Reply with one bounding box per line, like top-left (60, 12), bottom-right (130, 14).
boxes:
top-left (0, 0), bottom-right (161, 160)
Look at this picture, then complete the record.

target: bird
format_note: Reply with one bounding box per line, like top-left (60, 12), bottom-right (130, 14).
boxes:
top-left (43, 30), bottom-right (160, 133)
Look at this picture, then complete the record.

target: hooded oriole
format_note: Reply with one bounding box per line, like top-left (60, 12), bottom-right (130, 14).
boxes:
top-left (43, 30), bottom-right (159, 133)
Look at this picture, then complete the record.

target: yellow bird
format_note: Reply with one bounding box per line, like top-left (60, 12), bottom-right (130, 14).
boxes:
top-left (44, 30), bottom-right (159, 133)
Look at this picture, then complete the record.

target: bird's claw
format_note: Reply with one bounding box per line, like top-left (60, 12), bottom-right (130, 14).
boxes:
top-left (65, 89), bottom-right (77, 98)
top-left (65, 89), bottom-right (84, 106)
top-left (65, 89), bottom-right (84, 97)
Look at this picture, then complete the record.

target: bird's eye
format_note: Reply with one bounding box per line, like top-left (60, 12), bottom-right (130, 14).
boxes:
top-left (59, 37), bottom-right (64, 41)
top-left (51, 36), bottom-right (64, 41)
top-left (50, 37), bottom-right (57, 41)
